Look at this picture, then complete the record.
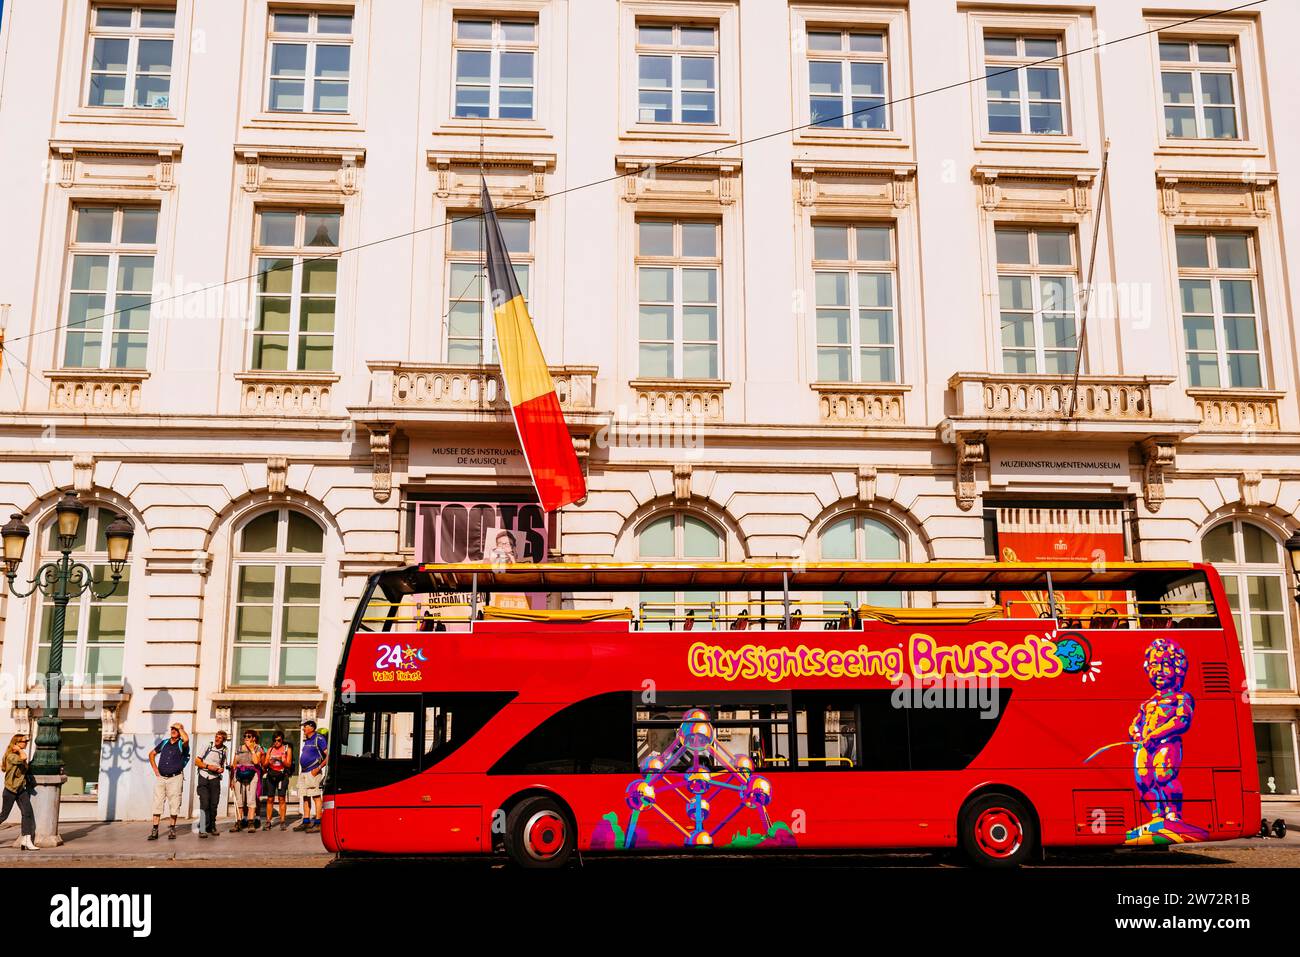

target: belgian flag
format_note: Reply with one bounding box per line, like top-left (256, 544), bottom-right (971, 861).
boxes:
top-left (480, 177), bottom-right (586, 512)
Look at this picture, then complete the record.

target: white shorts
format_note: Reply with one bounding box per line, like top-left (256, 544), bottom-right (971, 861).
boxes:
top-left (151, 774), bottom-right (183, 817)
top-left (299, 767), bottom-right (326, 798)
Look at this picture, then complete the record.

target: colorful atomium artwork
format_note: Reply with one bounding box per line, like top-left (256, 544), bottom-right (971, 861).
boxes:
top-left (597, 708), bottom-right (794, 850)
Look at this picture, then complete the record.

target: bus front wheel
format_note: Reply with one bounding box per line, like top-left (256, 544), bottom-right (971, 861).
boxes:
top-left (959, 792), bottom-right (1037, 868)
top-left (505, 797), bottom-right (575, 869)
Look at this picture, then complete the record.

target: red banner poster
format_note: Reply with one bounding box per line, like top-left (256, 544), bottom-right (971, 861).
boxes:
top-left (995, 506), bottom-right (1127, 625)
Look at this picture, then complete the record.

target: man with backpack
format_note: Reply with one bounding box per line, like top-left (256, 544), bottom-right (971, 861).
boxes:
top-left (148, 723), bottom-right (190, 841)
top-left (194, 729), bottom-right (228, 838)
top-left (230, 730), bottom-right (263, 832)
top-left (294, 720), bottom-right (328, 833)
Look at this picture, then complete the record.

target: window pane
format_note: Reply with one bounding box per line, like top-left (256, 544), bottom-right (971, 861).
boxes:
top-left (813, 225), bottom-right (849, 261)
top-left (1215, 234), bottom-right (1250, 269)
top-left (639, 304), bottom-right (672, 342)
top-left (681, 91), bottom-right (716, 124)
top-left (91, 36), bottom-right (130, 73)
top-left (1220, 280), bottom-right (1254, 318)
top-left (270, 42), bottom-right (307, 77)
top-left (232, 647), bottom-right (271, 685)
top-left (639, 343), bottom-right (672, 377)
top-left (317, 15), bottom-right (353, 35)
top-left (315, 44), bottom-right (351, 81)
top-left (501, 21), bottom-right (536, 43)
top-left (1256, 724), bottom-right (1299, 794)
top-left (96, 8), bottom-right (134, 28)
top-left (119, 207), bottom-right (159, 245)
top-left (1201, 524), bottom-right (1236, 563)
top-left (1204, 107), bottom-right (1238, 140)
top-left (807, 31), bottom-right (841, 52)
top-left (1034, 230), bottom-right (1071, 266)
top-left (681, 26), bottom-right (715, 47)
top-left (241, 512), bottom-right (279, 552)
top-left (682, 306), bottom-right (716, 342)
top-left (858, 273), bottom-right (892, 309)
top-left (681, 222), bottom-right (716, 258)
top-left (638, 54), bottom-right (671, 89)
top-left (638, 267), bottom-right (672, 302)
top-left (1227, 353), bottom-right (1262, 389)
top-left (682, 343), bottom-right (717, 378)
top-left (995, 229), bottom-right (1030, 265)
top-left (1023, 38), bottom-right (1059, 58)
top-left (500, 51), bottom-right (534, 85)
top-left (638, 516), bottom-right (675, 558)
top-left (682, 516), bottom-right (720, 558)
top-left (279, 646), bottom-right (317, 685)
top-left (1180, 280), bottom-right (1213, 316)
top-left (89, 74), bottom-right (127, 108)
top-left (817, 309), bottom-right (850, 345)
top-left (272, 13), bottom-right (310, 33)
top-left (638, 25), bottom-right (673, 46)
top-left (810, 96), bottom-right (844, 128)
top-left (850, 62), bottom-right (883, 97)
top-left (237, 565), bottom-right (276, 605)
top-left (856, 227), bottom-right (891, 262)
top-left (456, 19), bottom-right (492, 41)
top-left (287, 511), bottom-right (324, 553)
top-left (998, 275), bottom-right (1031, 311)
top-left (983, 36), bottom-right (1018, 56)
top-left (1028, 101), bottom-right (1064, 134)
top-left (849, 32), bottom-right (884, 53)
top-left (820, 517), bottom-right (855, 559)
top-left (1198, 43), bottom-right (1232, 63)
top-left (304, 212), bottom-right (340, 247)
top-left (638, 220), bottom-right (673, 256)
top-left (815, 272), bottom-right (848, 307)
top-left (985, 67), bottom-right (1019, 101)
top-left (1182, 313), bottom-right (1216, 351)
top-left (1242, 524), bottom-right (1279, 564)
top-left (1025, 67), bottom-right (1060, 101)
top-left (269, 78), bottom-right (305, 112)
top-left (1175, 232), bottom-right (1209, 268)
top-left (1200, 72), bottom-right (1234, 105)
top-left (76, 207), bottom-right (116, 244)
top-left (1159, 41), bottom-right (1191, 62)
top-left (682, 268), bottom-right (716, 303)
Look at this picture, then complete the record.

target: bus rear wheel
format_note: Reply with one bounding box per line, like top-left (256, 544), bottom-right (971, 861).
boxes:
top-left (505, 797), bottom-right (575, 869)
top-left (960, 793), bottom-right (1037, 868)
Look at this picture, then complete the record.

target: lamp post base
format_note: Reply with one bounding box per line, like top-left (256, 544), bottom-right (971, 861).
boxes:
top-left (31, 774), bottom-right (67, 847)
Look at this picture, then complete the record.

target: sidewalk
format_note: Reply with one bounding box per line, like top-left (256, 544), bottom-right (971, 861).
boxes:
top-left (0, 817), bottom-right (333, 867)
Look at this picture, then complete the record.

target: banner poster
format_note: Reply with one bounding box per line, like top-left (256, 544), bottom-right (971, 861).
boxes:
top-left (995, 506), bottom-right (1127, 626)
top-left (414, 501), bottom-right (557, 617)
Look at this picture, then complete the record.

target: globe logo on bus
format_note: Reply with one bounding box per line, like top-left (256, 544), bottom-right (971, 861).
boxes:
top-left (1054, 634), bottom-right (1090, 674)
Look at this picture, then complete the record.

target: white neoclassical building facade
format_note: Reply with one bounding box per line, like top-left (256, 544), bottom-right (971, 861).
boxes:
top-left (0, 0), bottom-right (1299, 821)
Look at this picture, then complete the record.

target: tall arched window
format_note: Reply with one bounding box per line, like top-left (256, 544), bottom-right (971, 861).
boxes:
top-left (35, 505), bottom-right (131, 684)
top-left (1202, 519), bottom-right (1294, 692)
top-left (818, 513), bottom-right (906, 612)
top-left (637, 512), bottom-right (723, 630)
top-left (231, 508), bottom-right (325, 686)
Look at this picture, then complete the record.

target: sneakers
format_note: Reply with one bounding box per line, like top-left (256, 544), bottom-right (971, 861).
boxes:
top-left (305, 820), bottom-right (320, 833)
top-left (232, 820), bottom-right (245, 833)
top-left (167, 826), bottom-right (176, 840)
top-left (148, 827), bottom-right (159, 841)
top-left (250, 818), bottom-right (261, 831)
top-left (292, 819), bottom-right (310, 832)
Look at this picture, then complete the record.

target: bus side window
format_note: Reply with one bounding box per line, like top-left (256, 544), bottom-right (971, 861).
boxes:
top-left (792, 692), bottom-right (908, 771)
top-left (421, 692), bottom-right (516, 769)
top-left (490, 692), bottom-right (637, 775)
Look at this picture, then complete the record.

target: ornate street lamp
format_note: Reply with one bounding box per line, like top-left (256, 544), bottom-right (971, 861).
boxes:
top-left (1, 493), bottom-right (133, 805)
top-left (1285, 531), bottom-right (1300, 607)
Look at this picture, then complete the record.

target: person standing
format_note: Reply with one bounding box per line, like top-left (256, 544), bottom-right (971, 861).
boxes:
top-left (294, 720), bottom-right (328, 833)
top-left (194, 730), bottom-right (228, 838)
top-left (1, 733), bottom-right (37, 850)
top-left (262, 731), bottom-right (293, 831)
top-left (230, 731), bottom-right (263, 832)
top-left (148, 723), bottom-right (190, 841)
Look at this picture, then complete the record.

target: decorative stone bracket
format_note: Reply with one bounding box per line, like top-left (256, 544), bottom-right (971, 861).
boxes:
top-left (72, 454), bottom-right (94, 492)
top-left (955, 432), bottom-right (988, 512)
top-left (1139, 437), bottom-right (1176, 513)
top-left (857, 466), bottom-right (877, 504)
top-left (1239, 471), bottom-right (1262, 508)
top-left (673, 464), bottom-right (693, 503)
top-left (367, 422), bottom-right (394, 503)
top-left (266, 456), bottom-right (288, 495)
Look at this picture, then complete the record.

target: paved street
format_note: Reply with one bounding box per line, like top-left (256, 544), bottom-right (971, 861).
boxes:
top-left (3, 820), bottom-right (1298, 869)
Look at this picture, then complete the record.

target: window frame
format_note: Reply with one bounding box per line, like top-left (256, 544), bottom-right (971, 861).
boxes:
top-left (1201, 518), bottom-right (1295, 695)
top-left (248, 207), bottom-right (343, 373)
top-left (450, 16), bottom-right (539, 122)
top-left (815, 512), bottom-right (908, 611)
top-left (264, 8), bottom-right (355, 115)
top-left (229, 507), bottom-right (327, 689)
top-left (1175, 229), bottom-right (1264, 390)
top-left (443, 211), bottom-right (534, 365)
top-left (993, 224), bottom-right (1081, 376)
top-left (805, 26), bottom-right (890, 132)
top-left (635, 511), bottom-right (725, 630)
top-left (82, 4), bottom-right (177, 112)
top-left (634, 20), bottom-right (719, 127)
top-left (1255, 720), bottom-right (1300, 797)
top-left (32, 506), bottom-right (133, 687)
top-left (1158, 37), bottom-right (1242, 142)
top-left (61, 204), bottom-right (160, 371)
top-left (810, 221), bottom-right (899, 384)
top-left (980, 32), bottom-right (1068, 137)
top-left (635, 218), bottom-right (722, 381)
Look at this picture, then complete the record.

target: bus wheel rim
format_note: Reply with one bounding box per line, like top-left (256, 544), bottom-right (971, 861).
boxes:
top-left (523, 811), bottom-right (566, 860)
top-left (974, 808), bottom-right (1023, 858)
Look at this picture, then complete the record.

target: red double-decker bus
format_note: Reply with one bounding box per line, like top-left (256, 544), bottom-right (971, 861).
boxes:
top-left (320, 560), bottom-right (1258, 867)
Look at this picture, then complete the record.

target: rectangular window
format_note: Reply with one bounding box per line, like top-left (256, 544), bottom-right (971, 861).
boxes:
top-left (807, 28), bottom-right (888, 130)
top-left (1176, 231), bottom-right (1261, 388)
top-left (444, 212), bottom-right (533, 364)
top-left (251, 209), bottom-right (341, 372)
top-left (637, 219), bottom-right (720, 379)
top-left (63, 205), bottom-right (158, 370)
top-left (1160, 39), bottom-right (1240, 140)
top-left (267, 10), bottom-right (353, 113)
top-left (995, 226), bottom-right (1079, 374)
top-left (812, 223), bottom-right (898, 382)
top-left (1256, 722), bottom-right (1299, 796)
top-left (453, 17), bottom-right (537, 120)
top-left (636, 22), bottom-right (717, 124)
top-left (86, 5), bottom-right (175, 109)
top-left (983, 33), bottom-right (1065, 135)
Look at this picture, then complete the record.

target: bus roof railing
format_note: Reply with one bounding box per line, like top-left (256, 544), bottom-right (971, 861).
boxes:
top-left (391, 560), bottom-right (1204, 595)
